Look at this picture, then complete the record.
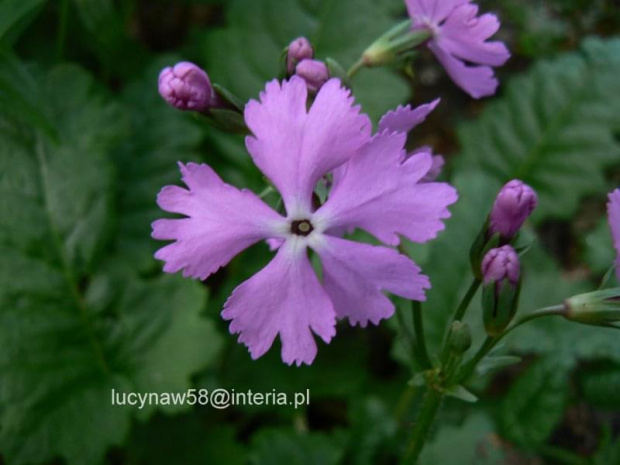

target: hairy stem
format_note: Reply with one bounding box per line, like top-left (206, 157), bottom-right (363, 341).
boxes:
top-left (402, 387), bottom-right (443, 464)
top-left (412, 301), bottom-right (432, 370)
top-left (347, 58), bottom-right (364, 79)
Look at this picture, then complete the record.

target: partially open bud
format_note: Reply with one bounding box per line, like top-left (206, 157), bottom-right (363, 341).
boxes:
top-left (286, 37), bottom-right (314, 74)
top-left (448, 321), bottom-right (472, 355)
top-left (295, 59), bottom-right (330, 93)
top-left (362, 21), bottom-right (431, 67)
top-left (563, 289), bottom-right (620, 327)
top-left (158, 62), bottom-right (214, 112)
top-left (482, 246), bottom-right (521, 336)
top-left (489, 180), bottom-right (538, 241)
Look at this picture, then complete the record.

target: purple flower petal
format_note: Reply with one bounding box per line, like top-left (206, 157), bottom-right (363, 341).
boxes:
top-left (245, 77), bottom-right (371, 215)
top-left (608, 189), bottom-right (620, 280)
top-left (405, 0), bottom-right (470, 24)
top-left (377, 99), bottom-right (440, 134)
top-left (313, 236), bottom-right (430, 327)
top-left (428, 41), bottom-right (499, 99)
top-left (315, 132), bottom-right (458, 245)
top-left (152, 162), bottom-right (285, 280)
top-left (438, 4), bottom-right (510, 67)
top-left (222, 240), bottom-right (336, 366)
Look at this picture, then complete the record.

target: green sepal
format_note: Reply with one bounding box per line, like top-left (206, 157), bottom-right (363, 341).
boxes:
top-left (325, 57), bottom-right (350, 87)
top-left (483, 279), bottom-right (521, 337)
top-left (445, 385), bottom-right (478, 403)
top-left (212, 83), bottom-right (245, 112)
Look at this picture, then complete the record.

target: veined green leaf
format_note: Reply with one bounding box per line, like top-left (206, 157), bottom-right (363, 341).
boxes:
top-left (500, 357), bottom-right (570, 449)
top-left (456, 37), bottom-right (620, 221)
top-left (0, 65), bottom-right (222, 465)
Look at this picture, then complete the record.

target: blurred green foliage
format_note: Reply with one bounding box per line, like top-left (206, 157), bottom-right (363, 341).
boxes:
top-left (0, 0), bottom-right (619, 464)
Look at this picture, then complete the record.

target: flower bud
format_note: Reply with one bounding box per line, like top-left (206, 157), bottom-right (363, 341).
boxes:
top-left (448, 321), bottom-right (472, 355)
top-left (295, 59), bottom-right (330, 93)
top-left (481, 246), bottom-right (521, 336)
top-left (563, 289), bottom-right (620, 327)
top-left (158, 62), bottom-right (214, 111)
top-left (286, 37), bottom-right (314, 74)
top-left (489, 180), bottom-right (538, 240)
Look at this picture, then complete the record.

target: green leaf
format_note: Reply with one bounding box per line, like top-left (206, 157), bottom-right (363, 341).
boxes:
top-left (113, 57), bottom-right (205, 272)
top-left (71, 0), bottom-right (148, 77)
top-left (344, 397), bottom-right (398, 465)
top-left (500, 357), bottom-right (570, 449)
top-left (249, 428), bottom-right (346, 465)
top-left (592, 433), bottom-right (620, 465)
top-left (200, 0), bottom-right (409, 122)
top-left (456, 37), bottom-right (620, 221)
top-left (0, 65), bottom-right (222, 465)
top-left (128, 406), bottom-right (247, 465)
top-left (0, 49), bottom-right (58, 139)
top-left (579, 361), bottom-right (620, 410)
top-left (420, 414), bottom-right (505, 465)
top-left (0, 0), bottom-right (46, 41)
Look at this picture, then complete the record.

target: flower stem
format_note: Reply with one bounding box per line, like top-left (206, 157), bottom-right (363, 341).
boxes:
top-left (402, 387), bottom-right (443, 464)
top-left (347, 58), bottom-right (365, 79)
top-left (453, 279), bottom-right (481, 322)
top-left (456, 305), bottom-right (565, 383)
top-left (412, 301), bottom-right (432, 370)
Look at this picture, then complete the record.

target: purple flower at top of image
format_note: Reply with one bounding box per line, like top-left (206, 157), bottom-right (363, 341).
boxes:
top-left (152, 77), bottom-right (458, 365)
top-left (608, 189), bottom-right (620, 280)
top-left (158, 62), bottom-right (215, 111)
top-left (489, 180), bottom-right (538, 240)
top-left (405, 0), bottom-right (510, 98)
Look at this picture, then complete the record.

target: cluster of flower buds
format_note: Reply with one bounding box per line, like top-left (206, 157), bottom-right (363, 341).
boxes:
top-left (469, 180), bottom-right (536, 336)
top-left (470, 180), bottom-right (538, 280)
top-left (285, 37), bottom-right (330, 92)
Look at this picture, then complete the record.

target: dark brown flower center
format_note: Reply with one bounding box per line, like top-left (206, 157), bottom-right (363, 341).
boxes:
top-left (290, 219), bottom-right (314, 236)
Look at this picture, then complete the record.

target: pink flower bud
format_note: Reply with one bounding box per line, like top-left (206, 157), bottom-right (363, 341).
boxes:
top-left (158, 62), bottom-right (214, 111)
top-left (482, 245), bottom-right (520, 285)
top-left (295, 59), bottom-right (330, 93)
top-left (286, 37), bottom-right (314, 74)
top-left (489, 180), bottom-right (538, 240)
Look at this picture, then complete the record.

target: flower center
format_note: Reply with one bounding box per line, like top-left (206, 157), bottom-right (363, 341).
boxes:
top-left (290, 219), bottom-right (314, 236)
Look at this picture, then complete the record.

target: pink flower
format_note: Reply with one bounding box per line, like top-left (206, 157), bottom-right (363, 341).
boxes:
top-left (608, 189), bottom-right (620, 280)
top-left (405, 0), bottom-right (510, 98)
top-left (152, 77), bottom-right (458, 365)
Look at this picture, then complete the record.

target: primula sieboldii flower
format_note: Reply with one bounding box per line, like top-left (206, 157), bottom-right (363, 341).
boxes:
top-left (608, 189), bottom-right (620, 280)
top-left (152, 77), bottom-right (458, 365)
top-left (405, 0), bottom-right (510, 98)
